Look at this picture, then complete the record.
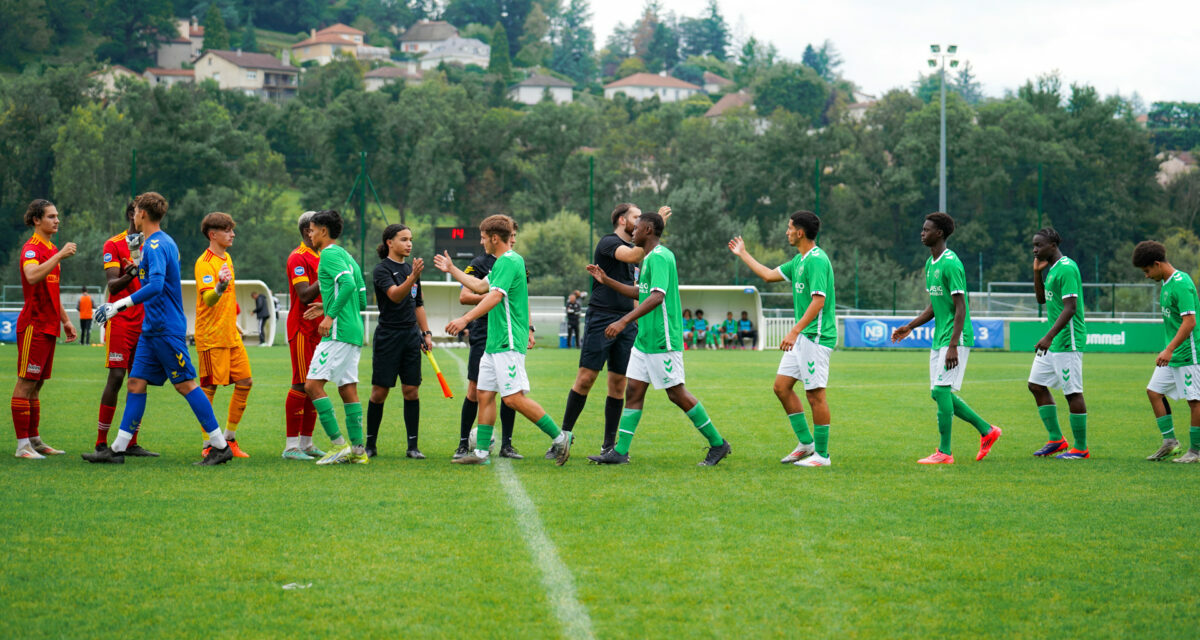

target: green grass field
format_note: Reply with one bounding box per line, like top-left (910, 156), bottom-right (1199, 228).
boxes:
top-left (1, 345), bottom-right (1198, 638)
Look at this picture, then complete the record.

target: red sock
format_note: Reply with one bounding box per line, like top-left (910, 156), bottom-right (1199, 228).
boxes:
top-left (97, 404), bottom-right (116, 446)
top-left (29, 399), bottom-right (39, 438)
top-left (301, 396), bottom-right (316, 437)
top-left (10, 398), bottom-right (29, 440)
top-left (285, 389), bottom-right (305, 438)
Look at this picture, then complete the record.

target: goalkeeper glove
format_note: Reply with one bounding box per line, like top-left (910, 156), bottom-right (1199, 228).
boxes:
top-left (93, 297), bottom-right (133, 326)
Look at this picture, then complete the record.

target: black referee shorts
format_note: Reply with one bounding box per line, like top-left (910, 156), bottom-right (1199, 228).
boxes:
top-left (371, 326), bottom-right (423, 388)
top-left (579, 308), bottom-right (637, 375)
top-left (467, 335), bottom-right (486, 382)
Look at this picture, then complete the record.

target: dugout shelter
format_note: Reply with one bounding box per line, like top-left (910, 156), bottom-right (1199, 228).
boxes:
top-left (180, 279), bottom-right (277, 347)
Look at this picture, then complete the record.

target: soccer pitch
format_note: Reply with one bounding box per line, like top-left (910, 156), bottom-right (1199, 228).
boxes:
top-left (1, 345), bottom-right (1198, 638)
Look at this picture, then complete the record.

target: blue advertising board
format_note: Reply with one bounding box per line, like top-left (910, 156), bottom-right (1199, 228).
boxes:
top-left (0, 312), bottom-right (18, 343)
top-left (844, 317), bottom-right (1004, 349)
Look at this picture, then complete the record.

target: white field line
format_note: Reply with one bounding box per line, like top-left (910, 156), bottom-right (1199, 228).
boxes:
top-left (439, 348), bottom-right (596, 640)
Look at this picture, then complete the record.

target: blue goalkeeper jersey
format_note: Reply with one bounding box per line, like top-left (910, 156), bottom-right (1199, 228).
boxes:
top-left (132, 230), bottom-right (187, 337)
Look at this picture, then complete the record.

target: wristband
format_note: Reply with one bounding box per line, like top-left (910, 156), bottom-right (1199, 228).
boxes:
top-left (115, 297), bottom-right (133, 311)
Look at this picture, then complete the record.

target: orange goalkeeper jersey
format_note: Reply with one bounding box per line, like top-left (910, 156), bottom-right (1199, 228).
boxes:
top-left (194, 249), bottom-right (242, 350)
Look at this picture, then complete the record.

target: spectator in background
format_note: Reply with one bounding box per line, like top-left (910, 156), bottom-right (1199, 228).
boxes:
top-left (681, 308), bottom-right (694, 349)
top-left (737, 311), bottom-right (757, 349)
top-left (721, 312), bottom-right (737, 349)
top-left (77, 286), bottom-right (93, 346)
top-left (693, 310), bottom-right (709, 349)
top-left (565, 292), bottom-right (582, 348)
top-left (252, 291), bottom-right (271, 345)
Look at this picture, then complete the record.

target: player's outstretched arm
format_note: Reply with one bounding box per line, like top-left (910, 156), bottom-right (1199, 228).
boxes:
top-left (605, 290), bottom-right (664, 338)
top-left (23, 242), bottom-right (77, 284)
top-left (585, 264), bottom-right (638, 299)
top-left (446, 289), bottom-right (503, 335)
top-left (891, 304), bottom-right (934, 343)
top-left (728, 237), bottom-right (784, 282)
top-left (434, 251), bottom-right (488, 294)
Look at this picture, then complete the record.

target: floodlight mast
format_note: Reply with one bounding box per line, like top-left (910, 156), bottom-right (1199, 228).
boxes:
top-left (927, 44), bottom-right (959, 212)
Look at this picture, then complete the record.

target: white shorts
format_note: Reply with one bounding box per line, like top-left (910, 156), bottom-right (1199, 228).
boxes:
top-left (777, 335), bottom-right (832, 390)
top-left (929, 346), bottom-right (970, 391)
top-left (1147, 365), bottom-right (1200, 401)
top-left (1028, 351), bottom-right (1083, 395)
top-left (306, 340), bottom-right (361, 388)
top-left (627, 348), bottom-right (685, 390)
top-left (478, 351), bottom-right (530, 397)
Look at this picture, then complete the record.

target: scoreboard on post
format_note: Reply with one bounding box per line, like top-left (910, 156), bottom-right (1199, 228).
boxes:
top-left (435, 226), bottom-right (477, 260)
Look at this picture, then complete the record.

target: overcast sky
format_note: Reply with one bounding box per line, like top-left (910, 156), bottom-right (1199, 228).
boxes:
top-left (591, 0), bottom-right (1196, 105)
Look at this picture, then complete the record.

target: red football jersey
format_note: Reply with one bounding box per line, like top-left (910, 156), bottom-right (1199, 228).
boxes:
top-left (286, 244), bottom-right (322, 340)
top-left (18, 234), bottom-right (63, 336)
top-left (101, 231), bottom-right (144, 327)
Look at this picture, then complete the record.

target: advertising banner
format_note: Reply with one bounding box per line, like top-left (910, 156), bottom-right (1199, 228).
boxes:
top-left (845, 317), bottom-right (1004, 349)
top-left (1009, 320), bottom-right (1162, 353)
top-left (0, 312), bottom-right (17, 343)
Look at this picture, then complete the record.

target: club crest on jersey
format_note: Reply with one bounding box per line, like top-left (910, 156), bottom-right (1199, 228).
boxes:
top-left (103, 252), bottom-right (113, 263)
top-left (294, 266), bottom-right (305, 276)
top-left (934, 269), bottom-right (942, 279)
top-left (202, 275), bottom-right (214, 284)
top-left (411, 285), bottom-right (419, 299)
top-left (24, 250), bottom-right (35, 259)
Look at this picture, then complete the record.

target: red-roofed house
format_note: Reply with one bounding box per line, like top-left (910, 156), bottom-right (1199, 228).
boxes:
top-left (702, 71), bottom-right (733, 94)
top-left (604, 73), bottom-right (702, 102)
top-left (195, 50), bottom-right (298, 102)
top-left (293, 24), bottom-right (390, 65)
top-left (155, 18), bottom-right (205, 68)
top-left (144, 68), bottom-right (195, 88)
top-left (704, 91), bottom-right (753, 118)
top-left (365, 64), bottom-right (423, 91)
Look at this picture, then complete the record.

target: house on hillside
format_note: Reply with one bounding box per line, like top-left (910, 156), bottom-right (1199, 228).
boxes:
top-left (154, 18), bottom-right (205, 69)
top-left (702, 71), bottom-right (732, 94)
top-left (365, 64), bottom-right (423, 91)
top-left (144, 68), bottom-right (195, 88)
top-left (90, 65), bottom-right (144, 95)
top-left (194, 50), bottom-right (298, 102)
top-left (604, 73), bottom-right (702, 102)
top-left (845, 90), bottom-right (878, 123)
top-left (292, 23), bottom-right (390, 65)
top-left (418, 37), bottom-right (490, 70)
top-left (704, 91), bottom-right (753, 118)
top-left (1158, 151), bottom-right (1196, 186)
top-left (509, 75), bottom-right (574, 105)
top-left (398, 20), bottom-right (459, 54)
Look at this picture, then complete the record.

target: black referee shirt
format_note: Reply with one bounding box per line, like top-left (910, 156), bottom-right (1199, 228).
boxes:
top-left (373, 258), bottom-right (423, 330)
top-left (589, 233), bottom-right (636, 314)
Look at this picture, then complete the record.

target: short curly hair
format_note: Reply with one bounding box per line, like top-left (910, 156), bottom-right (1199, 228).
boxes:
top-left (1131, 241), bottom-right (1166, 268)
top-left (1034, 227), bottom-right (1061, 246)
top-left (925, 212), bottom-right (955, 238)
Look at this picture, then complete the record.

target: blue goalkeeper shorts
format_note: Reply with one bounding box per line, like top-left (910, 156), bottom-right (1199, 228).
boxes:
top-left (130, 334), bottom-right (196, 386)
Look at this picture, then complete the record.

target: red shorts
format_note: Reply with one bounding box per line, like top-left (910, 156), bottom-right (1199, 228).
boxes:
top-left (289, 332), bottom-right (319, 385)
top-left (16, 328), bottom-right (56, 381)
top-left (104, 320), bottom-right (141, 370)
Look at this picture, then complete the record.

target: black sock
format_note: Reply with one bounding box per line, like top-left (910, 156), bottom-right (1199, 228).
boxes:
top-left (501, 402), bottom-right (516, 447)
top-left (366, 401), bottom-right (384, 449)
top-left (459, 398), bottom-right (477, 446)
top-left (561, 388), bottom-right (587, 432)
top-left (404, 399), bottom-right (419, 451)
top-left (603, 395), bottom-right (623, 449)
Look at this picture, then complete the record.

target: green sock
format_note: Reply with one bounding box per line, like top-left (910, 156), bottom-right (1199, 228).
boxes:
top-left (476, 424), bottom-right (493, 453)
top-left (1069, 413), bottom-right (1088, 451)
top-left (951, 393), bottom-right (992, 436)
top-left (344, 402), bottom-right (363, 446)
top-left (686, 402), bottom-right (723, 447)
top-left (1038, 404), bottom-right (1063, 441)
top-left (1156, 415), bottom-right (1175, 439)
top-left (788, 412), bottom-right (813, 445)
top-left (535, 414), bottom-right (562, 439)
top-left (614, 409), bottom-right (641, 455)
top-left (814, 424), bottom-right (829, 458)
top-left (312, 396), bottom-right (342, 441)
top-left (1190, 426), bottom-right (1200, 452)
top-left (932, 386), bottom-right (953, 455)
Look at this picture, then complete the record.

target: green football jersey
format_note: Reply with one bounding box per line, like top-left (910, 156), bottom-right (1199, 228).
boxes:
top-left (484, 250), bottom-right (529, 354)
top-left (317, 244), bottom-right (367, 346)
top-left (1160, 269), bottom-right (1200, 366)
top-left (925, 248), bottom-right (974, 349)
top-left (634, 245), bottom-right (683, 354)
top-left (1043, 256), bottom-right (1086, 352)
top-left (778, 246), bottom-right (837, 348)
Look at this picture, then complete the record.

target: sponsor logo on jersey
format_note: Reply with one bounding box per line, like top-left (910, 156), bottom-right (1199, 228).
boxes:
top-left (928, 285), bottom-right (945, 296)
top-left (203, 274), bottom-right (214, 284)
top-left (294, 266), bottom-right (305, 276)
top-left (47, 274), bottom-right (59, 284)
top-left (108, 353), bottom-right (125, 363)
top-left (24, 250), bottom-right (35, 259)
top-left (26, 364), bottom-right (42, 375)
top-left (103, 252), bottom-right (113, 263)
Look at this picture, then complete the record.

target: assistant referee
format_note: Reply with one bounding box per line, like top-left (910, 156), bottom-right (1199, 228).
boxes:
top-left (367, 224), bottom-right (433, 459)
